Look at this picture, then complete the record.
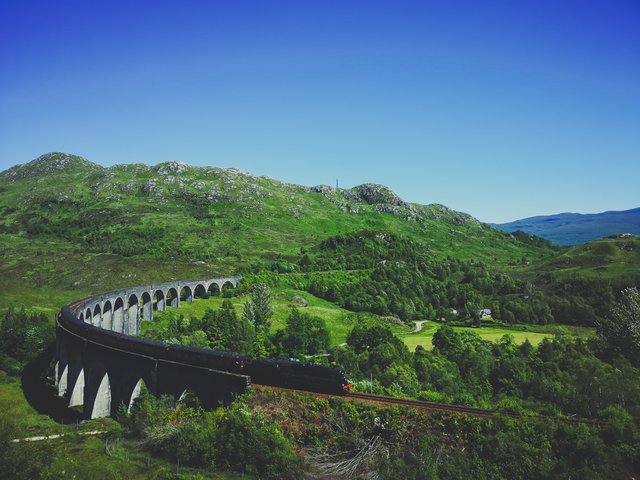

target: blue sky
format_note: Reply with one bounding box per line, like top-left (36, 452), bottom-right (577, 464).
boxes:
top-left (1, 1), bottom-right (638, 223)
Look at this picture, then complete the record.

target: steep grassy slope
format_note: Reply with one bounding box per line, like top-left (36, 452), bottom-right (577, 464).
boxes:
top-left (0, 153), bottom-right (554, 310)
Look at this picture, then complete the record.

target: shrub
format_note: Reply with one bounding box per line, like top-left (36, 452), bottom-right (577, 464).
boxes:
top-left (0, 308), bottom-right (54, 371)
top-left (125, 392), bottom-right (300, 479)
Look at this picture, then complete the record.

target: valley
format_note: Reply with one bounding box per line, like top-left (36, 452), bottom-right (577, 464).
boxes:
top-left (0, 153), bottom-right (638, 479)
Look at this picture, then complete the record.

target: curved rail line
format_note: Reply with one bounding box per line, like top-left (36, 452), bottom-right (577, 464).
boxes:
top-left (253, 385), bottom-right (606, 427)
top-left (57, 316), bottom-right (251, 382)
top-left (57, 278), bottom-right (606, 426)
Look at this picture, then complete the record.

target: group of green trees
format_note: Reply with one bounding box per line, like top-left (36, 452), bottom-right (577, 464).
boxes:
top-left (144, 298), bottom-right (265, 356)
top-left (373, 408), bottom-right (637, 479)
top-left (332, 314), bottom-right (640, 423)
top-left (271, 306), bottom-right (330, 358)
top-left (127, 379), bottom-right (635, 479)
top-left (118, 389), bottom-right (301, 479)
top-left (144, 283), bottom-right (333, 360)
top-left (597, 286), bottom-right (640, 363)
top-left (256, 230), bottom-right (629, 328)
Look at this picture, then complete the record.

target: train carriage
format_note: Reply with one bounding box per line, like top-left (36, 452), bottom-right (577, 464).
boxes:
top-left (58, 305), bottom-right (352, 398)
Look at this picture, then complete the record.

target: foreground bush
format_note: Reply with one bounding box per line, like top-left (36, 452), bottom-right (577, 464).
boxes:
top-left (0, 308), bottom-right (53, 374)
top-left (122, 390), bottom-right (301, 479)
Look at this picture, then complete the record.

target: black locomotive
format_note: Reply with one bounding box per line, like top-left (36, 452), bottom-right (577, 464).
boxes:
top-left (58, 306), bottom-right (352, 395)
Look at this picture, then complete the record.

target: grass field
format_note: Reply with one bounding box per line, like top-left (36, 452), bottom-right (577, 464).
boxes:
top-left (399, 324), bottom-right (550, 351)
top-left (393, 321), bottom-right (595, 351)
top-left (0, 375), bottom-right (67, 435)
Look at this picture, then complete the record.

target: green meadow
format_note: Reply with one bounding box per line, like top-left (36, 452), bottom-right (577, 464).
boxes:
top-left (396, 321), bottom-right (552, 350)
top-left (142, 290), bottom-right (595, 350)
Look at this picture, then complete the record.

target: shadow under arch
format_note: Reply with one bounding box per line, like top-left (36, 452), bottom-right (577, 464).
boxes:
top-left (20, 342), bottom-right (83, 424)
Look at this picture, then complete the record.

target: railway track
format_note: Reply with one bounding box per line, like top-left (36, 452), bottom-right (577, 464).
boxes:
top-left (62, 292), bottom-right (605, 428)
top-left (253, 385), bottom-right (605, 427)
top-left (255, 385), bottom-right (510, 419)
top-left (346, 392), bottom-right (512, 419)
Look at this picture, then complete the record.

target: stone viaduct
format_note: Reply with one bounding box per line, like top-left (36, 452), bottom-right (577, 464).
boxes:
top-left (55, 276), bottom-right (248, 419)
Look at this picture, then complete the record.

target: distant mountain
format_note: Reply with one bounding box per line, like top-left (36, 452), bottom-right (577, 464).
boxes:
top-left (493, 208), bottom-right (640, 246)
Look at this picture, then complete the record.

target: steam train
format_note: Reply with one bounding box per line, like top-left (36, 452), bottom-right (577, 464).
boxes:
top-left (58, 306), bottom-right (352, 395)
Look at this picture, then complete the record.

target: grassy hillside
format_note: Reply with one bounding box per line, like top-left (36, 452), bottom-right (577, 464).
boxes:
top-left (1, 154), bottom-right (639, 479)
top-left (0, 152), bottom-right (554, 310)
top-left (1, 152), bottom-right (638, 327)
top-left (534, 236), bottom-right (640, 279)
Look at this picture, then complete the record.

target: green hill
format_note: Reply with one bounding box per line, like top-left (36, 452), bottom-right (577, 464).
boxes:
top-left (0, 152), bottom-right (554, 309)
top-left (535, 236), bottom-right (640, 279)
top-left (1, 152), bottom-right (638, 330)
top-left (1, 153), bottom-right (639, 480)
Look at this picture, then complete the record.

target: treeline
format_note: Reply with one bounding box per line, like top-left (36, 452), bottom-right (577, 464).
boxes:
top-left (305, 260), bottom-right (542, 323)
top-left (143, 285), bottom-right (331, 361)
top-left (333, 316), bottom-right (640, 421)
top-left (256, 260), bottom-right (558, 326)
top-left (257, 230), bottom-right (635, 327)
top-left (544, 274), bottom-right (640, 325)
top-left (117, 380), bottom-right (640, 479)
top-left (143, 299), bottom-right (258, 354)
top-left (252, 387), bottom-right (638, 480)
top-left (133, 299), bottom-right (640, 478)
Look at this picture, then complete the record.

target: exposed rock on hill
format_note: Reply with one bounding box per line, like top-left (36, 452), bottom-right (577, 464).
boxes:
top-left (0, 152), bottom-right (545, 267)
top-left (1, 152), bottom-right (102, 180)
top-left (349, 183), bottom-right (409, 208)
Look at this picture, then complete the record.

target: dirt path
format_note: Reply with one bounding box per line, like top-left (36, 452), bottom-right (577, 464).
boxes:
top-left (413, 321), bottom-right (427, 333)
top-left (12, 430), bottom-right (104, 443)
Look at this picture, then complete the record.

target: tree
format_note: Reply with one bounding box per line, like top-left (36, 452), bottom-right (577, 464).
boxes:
top-left (242, 299), bottom-right (255, 324)
top-left (228, 306), bottom-right (255, 355)
top-left (346, 318), bottom-right (396, 354)
top-left (253, 330), bottom-right (269, 358)
top-left (183, 330), bottom-right (209, 349)
top-left (273, 307), bottom-right (330, 357)
top-left (251, 283), bottom-right (274, 331)
top-left (0, 308), bottom-right (53, 369)
top-left (598, 287), bottom-right (640, 363)
top-left (432, 325), bottom-right (462, 353)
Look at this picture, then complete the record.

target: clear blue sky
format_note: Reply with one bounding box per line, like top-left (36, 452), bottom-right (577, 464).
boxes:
top-left (1, 1), bottom-right (638, 223)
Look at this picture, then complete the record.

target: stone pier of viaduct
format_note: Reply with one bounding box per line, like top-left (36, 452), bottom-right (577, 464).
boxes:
top-left (55, 276), bottom-right (246, 419)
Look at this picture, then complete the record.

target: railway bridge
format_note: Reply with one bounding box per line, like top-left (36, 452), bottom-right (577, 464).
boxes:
top-left (55, 276), bottom-right (248, 419)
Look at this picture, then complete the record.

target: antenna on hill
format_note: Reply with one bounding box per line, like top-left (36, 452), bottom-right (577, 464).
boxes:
top-left (336, 178), bottom-right (339, 189)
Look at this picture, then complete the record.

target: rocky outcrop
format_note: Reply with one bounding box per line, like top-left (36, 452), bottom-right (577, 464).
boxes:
top-left (348, 183), bottom-right (409, 208)
top-left (1, 152), bottom-right (102, 180)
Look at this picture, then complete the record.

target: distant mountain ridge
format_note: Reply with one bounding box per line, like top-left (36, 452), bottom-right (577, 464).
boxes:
top-left (493, 208), bottom-right (640, 246)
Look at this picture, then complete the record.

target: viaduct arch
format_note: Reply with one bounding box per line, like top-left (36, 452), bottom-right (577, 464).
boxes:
top-left (56, 276), bottom-right (246, 419)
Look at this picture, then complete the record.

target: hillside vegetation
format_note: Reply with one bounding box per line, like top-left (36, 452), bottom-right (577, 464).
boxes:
top-left (1, 153), bottom-right (640, 479)
top-left (1, 153), bottom-right (638, 327)
top-left (0, 152), bottom-right (553, 308)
